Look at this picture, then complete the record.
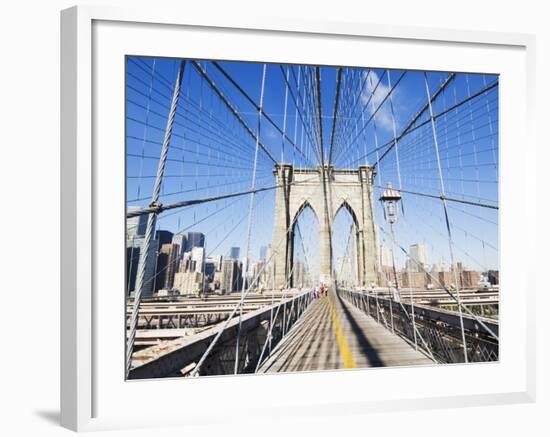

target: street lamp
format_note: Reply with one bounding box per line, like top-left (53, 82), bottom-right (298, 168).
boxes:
top-left (379, 183), bottom-right (402, 309)
top-left (379, 182), bottom-right (402, 225)
top-left (379, 183), bottom-right (422, 351)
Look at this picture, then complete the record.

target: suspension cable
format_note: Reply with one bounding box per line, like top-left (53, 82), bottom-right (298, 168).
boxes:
top-left (191, 61), bottom-right (278, 165)
top-left (189, 197), bottom-right (315, 376)
top-left (234, 64), bottom-right (267, 374)
top-left (328, 67), bottom-right (342, 165)
top-left (126, 60), bottom-right (186, 376)
top-left (423, 72), bottom-right (468, 362)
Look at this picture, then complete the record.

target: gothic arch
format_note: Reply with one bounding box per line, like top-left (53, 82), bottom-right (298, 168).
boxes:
top-left (289, 200), bottom-right (320, 288)
top-left (271, 164), bottom-right (379, 288)
top-left (332, 199), bottom-right (360, 229)
top-left (292, 199), bottom-right (320, 228)
top-left (332, 199), bottom-right (361, 287)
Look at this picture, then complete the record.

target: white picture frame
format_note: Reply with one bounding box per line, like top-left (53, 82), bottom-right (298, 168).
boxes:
top-left (60, 5), bottom-right (536, 432)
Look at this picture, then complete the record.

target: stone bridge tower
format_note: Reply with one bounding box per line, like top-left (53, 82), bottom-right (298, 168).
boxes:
top-left (271, 164), bottom-right (379, 288)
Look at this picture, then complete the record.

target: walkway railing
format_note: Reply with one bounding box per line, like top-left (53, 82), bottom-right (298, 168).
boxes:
top-left (128, 290), bottom-right (313, 379)
top-left (337, 288), bottom-right (498, 364)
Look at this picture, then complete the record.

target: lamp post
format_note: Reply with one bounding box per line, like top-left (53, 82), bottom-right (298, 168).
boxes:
top-left (379, 182), bottom-right (403, 333)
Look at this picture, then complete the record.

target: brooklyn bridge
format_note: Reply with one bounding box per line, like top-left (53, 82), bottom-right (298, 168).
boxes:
top-left (125, 57), bottom-right (499, 378)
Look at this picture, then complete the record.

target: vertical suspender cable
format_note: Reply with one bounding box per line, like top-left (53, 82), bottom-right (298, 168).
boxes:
top-left (423, 72), bottom-right (469, 363)
top-left (128, 60), bottom-right (157, 297)
top-left (292, 68), bottom-right (301, 167)
top-left (328, 67), bottom-right (342, 165)
top-left (281, 67), bottom-right (290, 163)
top-left (126, 60), bottom-right (186, 376)
top-left (234, 64), bottom-right (267, 374)
top-left (387, 70), bottom-right (417, 349)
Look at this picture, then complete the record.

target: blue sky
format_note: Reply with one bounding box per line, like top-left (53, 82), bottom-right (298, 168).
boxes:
top-left (126, 56), bottom-right (499, 274)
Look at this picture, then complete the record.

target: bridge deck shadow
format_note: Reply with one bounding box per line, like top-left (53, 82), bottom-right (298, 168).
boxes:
top-left (258, 290), bottom-right (432, 373)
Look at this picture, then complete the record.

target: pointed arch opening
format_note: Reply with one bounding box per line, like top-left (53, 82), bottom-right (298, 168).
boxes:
top-left (332, 200), bottom-right (361, 288)
top-left (290, 201), bottom-right (320, 288)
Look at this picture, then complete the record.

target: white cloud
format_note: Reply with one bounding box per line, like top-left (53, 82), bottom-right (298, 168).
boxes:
top-left (361, 70), bottom-right (401, 133)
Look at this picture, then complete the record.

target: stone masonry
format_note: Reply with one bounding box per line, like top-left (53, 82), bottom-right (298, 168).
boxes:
top-left (271, 164), bottom-right (379, 288)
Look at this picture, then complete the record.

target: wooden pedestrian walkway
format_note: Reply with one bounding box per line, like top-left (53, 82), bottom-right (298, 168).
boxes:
top-left (257, 290), bottom-right (433, 373)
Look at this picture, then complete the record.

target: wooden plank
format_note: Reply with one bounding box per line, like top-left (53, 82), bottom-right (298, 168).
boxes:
top-left (258, 290), bottom-right (432, 373)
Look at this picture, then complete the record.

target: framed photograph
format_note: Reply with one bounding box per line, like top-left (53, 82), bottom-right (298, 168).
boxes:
top-left (61, 5), bottom-right (536, 431)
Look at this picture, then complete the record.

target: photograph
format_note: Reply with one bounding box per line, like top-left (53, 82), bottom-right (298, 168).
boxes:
top-left (2, 0), bottom-right (544, 434)
top-left (125, 57), bottom-right (499, 379)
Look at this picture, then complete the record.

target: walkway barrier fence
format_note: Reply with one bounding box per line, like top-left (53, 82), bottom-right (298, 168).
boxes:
top-left (337, 288), bottom-right (498, 363)
top-left (128, 290), bottom-right (313, 379)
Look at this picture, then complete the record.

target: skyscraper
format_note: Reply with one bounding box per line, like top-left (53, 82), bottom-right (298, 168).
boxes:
top-left (158, 243), bottom-right (180, 290)
top-left (409, 244), bottom-right (428, 273)
top-left (154, 245), bottom-right (169, 293)
top-left (155, 230), bottom-right (174, 247)
top-left (220, 259), bottom-right (242, 293)
top-left (172, 233), bottom-right (187, 257)
top-left (206, 255), bottom-right (223, 272)
top-left (126, 237), bottom-right (159, 297)
top-left (183, 232), bottom-right (205, 252)
top-left (127, 206), bottom-right (148, 238)
top-left (204, 259), bottom-right (216, 281)
top-left (229, 246), bottom-right (240, 260)
top-left (259, 245), bottom-right (268, 261)
top-left (191, 246), bottom-right (205, 274)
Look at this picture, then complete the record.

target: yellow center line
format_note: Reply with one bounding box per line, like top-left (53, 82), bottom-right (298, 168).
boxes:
top-left (327, 294), bottom-right (357, 369)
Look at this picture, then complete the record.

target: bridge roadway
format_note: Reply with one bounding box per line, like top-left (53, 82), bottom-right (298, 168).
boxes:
top-left (258, 289), bottom-right (433, 372)
top-left (128, 292), bottom-right (296, 331)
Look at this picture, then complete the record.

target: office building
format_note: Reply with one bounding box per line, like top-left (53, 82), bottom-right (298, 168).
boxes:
top-left (400, 271), bottom-right (430, 289)
top-left (191, 246), bottom-right (205, 273)
top-left (250, 260), bottom-right (268, 289)
top-left (220, 259), bottom-right (242, 293)
top-left (460, 270), bottom-right (481, 288)
top-left (155, 243), bottom-right (180, 292)
top-left (204, 259), bottom-right (216, 280)
top-left (206, 255), bottom-right (223, 272)
top-left (487, 270), bottom-right (499, 285)
top-left (228, 246), bottom-right (240, 260)
top-left (179, 246), bottom-right (205, 274)
top-left (126, 237), bottom-right (158, 297)
top-left (174, 271), bottom-right (204, 295)
top-left (155, 230), bottom-right (174, 247)
top-left (172, 233), bottom-right (187, 257)
top-left (183, 232), bottom-right (205, 252)
top-left (409, 244), bottom-right (427, 273)
top-left (127, 206), bottom-right (148, 238)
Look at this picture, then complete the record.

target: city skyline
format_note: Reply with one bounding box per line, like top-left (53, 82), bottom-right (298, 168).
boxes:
top-left (127, 215), bottom-right (494, 298)
top-left (126, 58), bottom-right (498, 276)
top-left (125, 56), bottom-right (500, 378)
